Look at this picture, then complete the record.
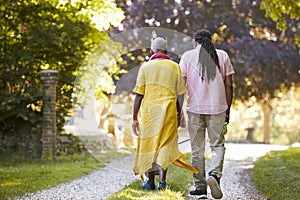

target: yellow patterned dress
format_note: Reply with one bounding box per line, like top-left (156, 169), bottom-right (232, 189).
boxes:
top-left (133, 58), bottom-right (198, 176)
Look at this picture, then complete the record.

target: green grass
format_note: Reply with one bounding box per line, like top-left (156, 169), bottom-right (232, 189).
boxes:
top-left (108, 153), bottom-right (194, 200)
top-left (253, 147), bottom-right (300, 200)
top-left (0, 148), bottom-right (131, 200)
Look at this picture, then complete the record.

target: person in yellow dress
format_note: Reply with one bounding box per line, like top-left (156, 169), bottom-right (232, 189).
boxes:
top-left (131, 37), bottom-right (198, 190)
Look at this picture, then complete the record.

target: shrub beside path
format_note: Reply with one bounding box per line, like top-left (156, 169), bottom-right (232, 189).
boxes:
top-left (17, 143), bottom-right (288, 200)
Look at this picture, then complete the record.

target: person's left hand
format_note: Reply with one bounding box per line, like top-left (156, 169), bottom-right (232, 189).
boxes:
top-left (132, 120), bottom-right (140, 136)
top-left (225, 109), bottom-right (230, 123)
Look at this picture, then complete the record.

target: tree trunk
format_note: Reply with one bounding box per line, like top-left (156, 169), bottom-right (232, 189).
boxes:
top-left (260, 101), bottom-right (272, 144)
top-left (246, 127), bottom-right (255, 143)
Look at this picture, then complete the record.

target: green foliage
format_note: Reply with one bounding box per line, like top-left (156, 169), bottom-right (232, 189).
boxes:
top-left (253, 147), bottom-right (300, 200)
top-left (74, 41), bottom-right (127, 108)
top-left (261, 0), bottom-right (300, 49)
top-left (0, 0), bottom-right (124, 142)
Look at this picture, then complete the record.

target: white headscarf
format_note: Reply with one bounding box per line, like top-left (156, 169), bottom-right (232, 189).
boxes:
top-left (151, 37), bottom-right (167, 51)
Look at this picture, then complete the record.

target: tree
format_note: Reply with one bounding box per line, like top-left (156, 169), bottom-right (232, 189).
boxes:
top-left (113, 0), bottom-right (300, 143)
top-left (0, 0), bottom-right (124, 153)
top-left (261, 0), bottom-right (300, 50)
top-left (218, 37), bottom-right (300, 143)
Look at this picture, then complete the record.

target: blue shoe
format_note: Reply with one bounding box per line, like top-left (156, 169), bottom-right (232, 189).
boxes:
top-left (141, 180), bottom-right (155, 190)
top-left (157, 182), bottom-right (167, 190)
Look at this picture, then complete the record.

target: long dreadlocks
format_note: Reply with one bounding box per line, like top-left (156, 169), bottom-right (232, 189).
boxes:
top-left (194, 29), bottom-right (220, 82)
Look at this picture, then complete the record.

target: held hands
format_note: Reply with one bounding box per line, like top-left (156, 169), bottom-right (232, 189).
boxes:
top-left (131, 120), bottom-right (140, 136)
top-left (177, 111), bottom-right (186, 128)
top-left (177, 112), bottom-right (181, 127)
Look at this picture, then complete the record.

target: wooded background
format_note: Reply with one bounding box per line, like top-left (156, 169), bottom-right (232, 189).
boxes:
top-left (0, 0), bottom-right (299, 157)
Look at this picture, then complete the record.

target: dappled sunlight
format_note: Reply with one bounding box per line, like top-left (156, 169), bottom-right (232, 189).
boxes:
top-left (58, 0), bottom-right (124, 31)
top-left (108, 182), bottom-right (186, 200)
top-left (240, 164), bottom-right (254, 170)
top-left (226, 86), bottom-right (300, 144)
top-left (3, 179), bottom-right (22, 187)
top-left (108, 153), bottom-right (193, 199)
top-left (2, 0), bottom-right (299, 199)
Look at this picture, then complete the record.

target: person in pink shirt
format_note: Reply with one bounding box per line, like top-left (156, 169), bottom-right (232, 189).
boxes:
top-left (179, 29), bottom-right (234, 199)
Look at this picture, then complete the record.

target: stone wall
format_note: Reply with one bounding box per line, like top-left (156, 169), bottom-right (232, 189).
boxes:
top-left (0, 121), bottom-right (41, 158)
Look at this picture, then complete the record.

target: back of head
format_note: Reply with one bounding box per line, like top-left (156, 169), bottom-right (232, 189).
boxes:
top-left (194, 29), bottom-right (212, 43)
top-left (193, 29), bottom-right (219, 82)
top-left (151, 37), bottom-right (167, 52)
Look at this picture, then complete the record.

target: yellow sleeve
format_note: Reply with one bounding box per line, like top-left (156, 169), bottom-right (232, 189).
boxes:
top-left (133, 65), bottom-right (145, 95)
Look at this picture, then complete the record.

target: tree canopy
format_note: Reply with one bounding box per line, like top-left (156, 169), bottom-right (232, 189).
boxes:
top-left (113, 0), bottom-right (300, 103)
top-left (261, 0), bottom-right (300, 49)
top-left (0, 0), bottom-right (124, 133)
top-left (219, 37), bottom-right (300, 102)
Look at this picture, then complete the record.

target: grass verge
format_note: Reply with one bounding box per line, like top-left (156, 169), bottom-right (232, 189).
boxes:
top-left (253, 147), bottom-right (300, 200)
top-left (108, 153), bottom-right (194, 200)
top-left (0, 148), bottom-right (131, 200)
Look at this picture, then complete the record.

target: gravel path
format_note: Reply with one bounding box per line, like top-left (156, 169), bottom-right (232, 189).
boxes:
top-left (16, 154), bottom-right (138, 200)
top-left (16, 143), bottom-right (288, 200)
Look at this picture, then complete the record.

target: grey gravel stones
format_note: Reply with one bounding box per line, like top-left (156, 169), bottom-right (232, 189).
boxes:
top-left (16, 143), bottom-right (287, 200)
